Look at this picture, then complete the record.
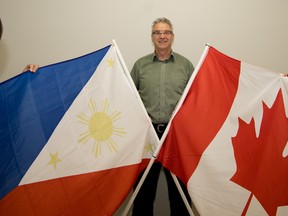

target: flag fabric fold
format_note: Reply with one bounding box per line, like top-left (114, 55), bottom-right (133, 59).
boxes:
top-left (0, 44), bottom-right (158, 215)
top-left (158, 46), bottom-right (288, 215)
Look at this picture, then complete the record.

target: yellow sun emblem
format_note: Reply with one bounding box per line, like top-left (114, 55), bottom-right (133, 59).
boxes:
top-left (77, 98), bottom-right (126, 157)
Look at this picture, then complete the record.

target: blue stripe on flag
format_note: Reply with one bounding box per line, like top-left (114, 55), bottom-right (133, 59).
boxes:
top-left (0, 45), bottom-right (110, 199)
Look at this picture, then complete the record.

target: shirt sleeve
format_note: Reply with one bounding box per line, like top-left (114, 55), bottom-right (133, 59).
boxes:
top-left (130, 62), bottom-right (139, 89)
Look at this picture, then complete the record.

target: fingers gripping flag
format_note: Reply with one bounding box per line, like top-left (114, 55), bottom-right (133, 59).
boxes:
top-left (0, 44), bottom-right (158, 215)
top-left (158, 46), bottom-right (288, 216)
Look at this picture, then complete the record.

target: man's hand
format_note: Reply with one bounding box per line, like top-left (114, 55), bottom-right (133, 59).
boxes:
top-left (23, 64), bottom-right (39, 73)
top-left (280, 73), bottom-right (288, 77)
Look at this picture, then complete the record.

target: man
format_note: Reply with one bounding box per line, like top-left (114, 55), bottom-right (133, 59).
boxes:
top-left (130, 17), bottom-right (194, 216)
top-left (0, 18), bottom-right (39, 73)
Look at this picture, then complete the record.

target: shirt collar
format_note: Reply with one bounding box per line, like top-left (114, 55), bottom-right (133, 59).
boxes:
top-left (152, 51), bottom-right (175, 62)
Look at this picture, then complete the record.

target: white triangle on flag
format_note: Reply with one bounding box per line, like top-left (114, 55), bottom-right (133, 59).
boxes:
top-left (20, 45), bottom-right (158, 185)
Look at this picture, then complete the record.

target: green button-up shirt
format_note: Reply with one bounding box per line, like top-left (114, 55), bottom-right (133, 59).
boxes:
top-left (130, 52), bottom-right (194, 124)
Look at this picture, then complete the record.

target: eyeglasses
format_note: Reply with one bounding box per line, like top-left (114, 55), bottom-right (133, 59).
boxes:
top-left (152, 30), bottom-right (173, 37)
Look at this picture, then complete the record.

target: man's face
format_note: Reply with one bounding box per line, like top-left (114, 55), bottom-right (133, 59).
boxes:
top-left (151, 22), bottom-right (174, 52)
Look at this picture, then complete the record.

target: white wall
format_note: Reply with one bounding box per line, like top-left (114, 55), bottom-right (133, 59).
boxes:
top-left (1, 0), bottom-right (288, 82)
top-left (1, 0), bottom-right (288, 215)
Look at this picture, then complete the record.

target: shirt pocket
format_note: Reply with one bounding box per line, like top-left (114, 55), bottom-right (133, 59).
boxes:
top-left (170, 70), bottom-right (189, 94)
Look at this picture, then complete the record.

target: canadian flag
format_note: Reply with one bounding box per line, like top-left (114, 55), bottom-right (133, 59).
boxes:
top-left (158, 46), bottom-right (288, 215)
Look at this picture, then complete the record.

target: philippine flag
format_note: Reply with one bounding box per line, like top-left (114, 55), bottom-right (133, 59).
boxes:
top-left (0, 44), bottom-right (158, 215)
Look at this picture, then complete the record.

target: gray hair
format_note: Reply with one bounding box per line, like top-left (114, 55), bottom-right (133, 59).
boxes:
top-left (151, 17), bottom-right (173, 33)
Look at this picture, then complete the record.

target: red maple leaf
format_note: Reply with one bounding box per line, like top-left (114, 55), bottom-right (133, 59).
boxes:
top-left (231, 89), bottom-right (288, 215)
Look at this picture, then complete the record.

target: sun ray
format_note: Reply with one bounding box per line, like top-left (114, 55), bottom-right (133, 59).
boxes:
top-left (77, 114), bottom-right (91, 125)
top-left (106, 139), bottom-right (119, 152)
top-left (93, 141), bottom-right (102, 157)
top-left (101, 98), bottom-right (109, 113)
top-left (88, 98), bottom-right (97, 114)
top-left (112, 127), bottom-right (127, 137)
top-left (78, 131), bottom-right (91, 144)
top-left (110, 111), bottom-right (122, 122)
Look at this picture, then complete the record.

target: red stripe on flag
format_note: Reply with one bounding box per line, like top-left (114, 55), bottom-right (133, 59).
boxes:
top-left (158, 47), bottom-right (241, 185)
top-left (0, 163), bottom-right (143, 216)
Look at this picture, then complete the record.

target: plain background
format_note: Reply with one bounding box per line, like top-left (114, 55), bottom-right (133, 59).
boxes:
top-left (1, 0), bottom-right (288, 215)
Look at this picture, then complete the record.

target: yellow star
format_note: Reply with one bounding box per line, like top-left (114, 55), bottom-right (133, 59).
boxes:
top-left (107, 58), bottom-right (114, 67)
top-left (47, 151), bottom-right (62, 170)
top-left (145, 143), bottom-right (154, 154)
